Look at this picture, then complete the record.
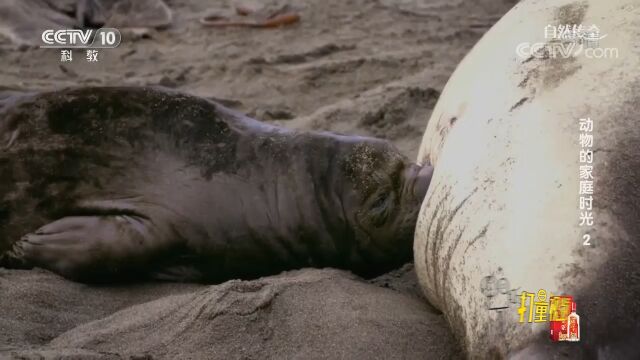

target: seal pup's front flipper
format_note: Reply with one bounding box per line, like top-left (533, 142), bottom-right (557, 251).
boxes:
top-left (1, 200), bottom-right (188, 283)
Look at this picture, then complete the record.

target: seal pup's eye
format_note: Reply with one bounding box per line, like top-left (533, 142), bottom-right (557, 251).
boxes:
top-left (371, 192), bottom-right (389, 209)
top-left (369, 190), bottom-right (392, 227)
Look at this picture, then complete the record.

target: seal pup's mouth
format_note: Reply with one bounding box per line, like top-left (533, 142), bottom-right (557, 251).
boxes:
top-left (404, 163), bottom-right (434, 201)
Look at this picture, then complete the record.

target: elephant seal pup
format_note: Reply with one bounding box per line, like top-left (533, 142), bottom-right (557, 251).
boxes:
top-left (414, 0), bottom-right (639, 358)
top-left (0, 86), bottom-right (433, 283)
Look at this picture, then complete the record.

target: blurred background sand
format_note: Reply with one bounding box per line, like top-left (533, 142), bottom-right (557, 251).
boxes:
top-left (0, 0), bottom-right (517, 158)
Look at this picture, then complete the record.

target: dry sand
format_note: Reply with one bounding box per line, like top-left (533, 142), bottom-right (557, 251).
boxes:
top-left (0, 0), bottom-right (517, 358)
top-left (2, 267), bottom-right (460, 359)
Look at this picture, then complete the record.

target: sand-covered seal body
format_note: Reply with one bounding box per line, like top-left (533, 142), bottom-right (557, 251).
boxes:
top-left (0, 86), bottom-right (433, 283)
top-left (414, 0), bottom-right (640, 358)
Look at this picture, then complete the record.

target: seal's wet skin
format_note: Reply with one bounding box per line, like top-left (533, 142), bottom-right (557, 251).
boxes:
top-left (0, 87), bottom-right (433, 283)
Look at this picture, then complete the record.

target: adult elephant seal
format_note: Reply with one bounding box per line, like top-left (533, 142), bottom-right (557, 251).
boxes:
top-left (414, 0), bottom-right (639, 358)
top-left (0, 86), bottom-right (433, 283)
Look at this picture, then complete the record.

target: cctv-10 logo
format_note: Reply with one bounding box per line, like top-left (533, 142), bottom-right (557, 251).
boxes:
top-left (41, 28), bottom-right (121, 48)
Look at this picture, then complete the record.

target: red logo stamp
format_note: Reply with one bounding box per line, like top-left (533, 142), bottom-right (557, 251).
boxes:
top-left (549, 296), bottom-right (580, 342)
